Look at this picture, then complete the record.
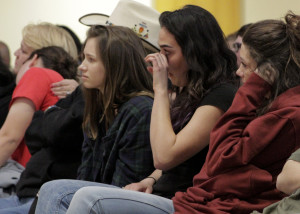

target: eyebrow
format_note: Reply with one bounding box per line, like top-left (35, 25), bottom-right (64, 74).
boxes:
top-left (159, 44), bottom-right (173, 49)
top-left (84, 53), bottom-right (96, 58)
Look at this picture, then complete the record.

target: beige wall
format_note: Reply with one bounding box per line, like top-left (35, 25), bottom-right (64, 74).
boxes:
top-left (0, 0), bottom-right (151, 68)
top-left (1, 0), bottom-right (300, 69)
top-left (242, 0), bottom-right (300, 24)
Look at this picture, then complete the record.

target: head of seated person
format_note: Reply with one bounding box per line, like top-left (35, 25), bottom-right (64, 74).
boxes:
top-left (16, 46), bottom-right (78, 84)
top-left (14, 22), bottom-right (78, 74)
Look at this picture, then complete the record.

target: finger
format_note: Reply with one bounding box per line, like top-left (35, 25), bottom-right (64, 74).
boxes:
top-left (154, 53), bottom-right (168, 71)
top-left (57, 95), bottom-right (66, 99)
top-left (51, 89), bottom-right (70, 97)
top-left (51, 82), bottom-right (64, 88)
top-left (145, 188), bottom-right (153, 194)
top-left (145, 53), bottom-right (157, 62)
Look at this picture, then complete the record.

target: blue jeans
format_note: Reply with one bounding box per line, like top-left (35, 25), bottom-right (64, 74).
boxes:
top-left (35, 179), bottom-right (120, 214)
top-left (0, 195), bottom-right (34, 213)
top-left (66, 186), bottom-right (174, 214)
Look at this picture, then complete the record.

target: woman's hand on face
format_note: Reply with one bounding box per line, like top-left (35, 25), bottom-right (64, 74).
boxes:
top-left (51, 79), bottom-right (79, 99)
top-left (145, 53), bottom-right (169, 93)
top-left (254, 62), bottom-right (276, 85)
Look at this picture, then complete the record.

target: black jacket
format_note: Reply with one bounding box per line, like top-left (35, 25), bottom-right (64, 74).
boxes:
top-left (0, 82), bottom-right (15, 127)
top-left (16, 86), bottom-right (84, 197)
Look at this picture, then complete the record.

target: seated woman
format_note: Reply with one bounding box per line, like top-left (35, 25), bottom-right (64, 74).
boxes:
top-left (34, 25), bottom-right (156, 213)
top-left (0, 46), bottom-right (78, 212)
top-left (35, 4), bottom-right (237, 214)
top-left (56, 11), bottom-right (300, 214)
top-left (124, 4), bottom-right (237, 198)
top-left (0, 22), bottom-right (78, 170)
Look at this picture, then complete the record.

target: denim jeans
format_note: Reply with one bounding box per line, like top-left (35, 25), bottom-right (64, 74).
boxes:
top-left (0, 195), bottom-right (34, 214)
top-left (35, 179), bottom-right (174, 214)
top-left (66, 186), bottom-right (175, 214)
top-left (35, 179), bottom-right (121, 214)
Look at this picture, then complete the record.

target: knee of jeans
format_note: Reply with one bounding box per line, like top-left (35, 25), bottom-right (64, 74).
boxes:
top-left (74, 187), bottom-right (101, 201)
top-left (39, 180), bottom-right (70, 197)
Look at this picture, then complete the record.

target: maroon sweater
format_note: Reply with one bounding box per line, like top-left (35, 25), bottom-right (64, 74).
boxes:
top-left (173, 73), bottom-right (300, 214)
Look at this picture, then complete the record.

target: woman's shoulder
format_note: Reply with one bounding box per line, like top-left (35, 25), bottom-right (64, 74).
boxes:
top-left (200, 83), bottom-right (237, 112)
top-left (120, 95), bottom-right (153, 115)
top-left (125, 95), bottom-right (153, 107)
top-left (205, 83), bottom-right (237, 99)
top-left (210, 82), bottom-right (237, 94)
top-left (25, 67), bottom-right (63, 79)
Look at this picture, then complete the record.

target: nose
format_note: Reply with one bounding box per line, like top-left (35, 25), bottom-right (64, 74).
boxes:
top-left (14, 48), bottom-right (20, 57)
top-left (78, 63), bottom-right (87, 72)
top-left (236, 66), bottom-right (243, 78)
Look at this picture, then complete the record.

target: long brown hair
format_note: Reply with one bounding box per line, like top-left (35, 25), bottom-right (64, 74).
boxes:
top-left (243, 11), bottom-right (300, 115)
top-left (82, 25), bottom-right (153, 139)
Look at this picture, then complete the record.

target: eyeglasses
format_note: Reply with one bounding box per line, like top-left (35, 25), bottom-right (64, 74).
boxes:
top-left (233, 42), bottom-right (242, 53)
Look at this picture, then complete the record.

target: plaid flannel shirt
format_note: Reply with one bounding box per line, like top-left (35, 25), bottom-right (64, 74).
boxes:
top-left (77, 95), bottom-right (155, 187)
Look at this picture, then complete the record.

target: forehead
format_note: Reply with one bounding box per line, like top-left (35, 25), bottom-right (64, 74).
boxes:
top-left (158, 27), bottom-right (177, 47)
top-left (21, 40), bottom-right (30, 49)
top-left (240, 43), bottom-right (257, 66)
top-left (240, 43), bottom-right (251, 60)
top-left (235, 35), bottom-right (242, 44)
top-left (84, 38), bottom-right (98, 51)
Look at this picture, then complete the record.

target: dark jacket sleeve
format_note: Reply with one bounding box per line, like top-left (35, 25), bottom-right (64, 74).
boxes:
top-left (25, 86), bottom-right (85, 154)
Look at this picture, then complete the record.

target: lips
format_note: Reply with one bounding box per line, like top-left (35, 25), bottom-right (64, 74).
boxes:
top-left (81, 75), bottom-right (88, 80)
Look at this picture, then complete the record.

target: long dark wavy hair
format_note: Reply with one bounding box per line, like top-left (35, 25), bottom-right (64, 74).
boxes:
top-left (243, 11), bottom-right (300, 115)
top-left (159, 5), bottom-right (238, 132)
top-left (82, 26), bottom-right (153, 139)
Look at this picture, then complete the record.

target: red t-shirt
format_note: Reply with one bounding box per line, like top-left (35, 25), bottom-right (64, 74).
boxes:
top-left (10, 67), bottom-right (63, 167)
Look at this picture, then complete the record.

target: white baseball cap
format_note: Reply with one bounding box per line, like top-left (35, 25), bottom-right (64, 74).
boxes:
top-left (79, 0), bottom-right (160, 52)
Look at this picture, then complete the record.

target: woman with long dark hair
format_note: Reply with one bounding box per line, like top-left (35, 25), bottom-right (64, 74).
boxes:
top-left (124, 4), bottom-right (237, 198)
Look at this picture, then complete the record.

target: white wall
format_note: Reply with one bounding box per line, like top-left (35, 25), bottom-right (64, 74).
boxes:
top-left (0, 0), bottom-right (152, 68)
top-left (242, 0), bottom-right (300, 24)
top-left (2, 0), bottom-right (300, 69)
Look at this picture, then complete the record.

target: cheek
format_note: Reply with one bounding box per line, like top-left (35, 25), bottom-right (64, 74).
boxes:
top-left (19, 54), bottom-right (29, 64)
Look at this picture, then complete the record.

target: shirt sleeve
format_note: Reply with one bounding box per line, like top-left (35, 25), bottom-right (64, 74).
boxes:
top-left (11, 68), bottom-right (60, 110)
top-left (200, 83), bottom-right (237, 112)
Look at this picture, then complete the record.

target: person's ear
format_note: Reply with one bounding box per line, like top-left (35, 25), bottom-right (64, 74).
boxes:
top-left (255, 62), bottom-right (277, 85)
top-left (28, 54), bottom-right (39, 67)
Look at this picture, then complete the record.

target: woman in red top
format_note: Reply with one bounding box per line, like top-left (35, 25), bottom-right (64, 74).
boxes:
top-left (0, 46), bottom-right (78, 167)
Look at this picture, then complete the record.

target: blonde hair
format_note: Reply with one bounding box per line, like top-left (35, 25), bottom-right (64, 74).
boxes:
top-left (22, 22), bottom-right (78, 60)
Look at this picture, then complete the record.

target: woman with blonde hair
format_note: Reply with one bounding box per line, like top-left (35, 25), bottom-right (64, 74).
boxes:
top-left (14, 22), bottom-right (78, 74)
top-left (0, 22), bottom-right (79, 167)
top-left (0, 46), bottom-right (78, 213)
